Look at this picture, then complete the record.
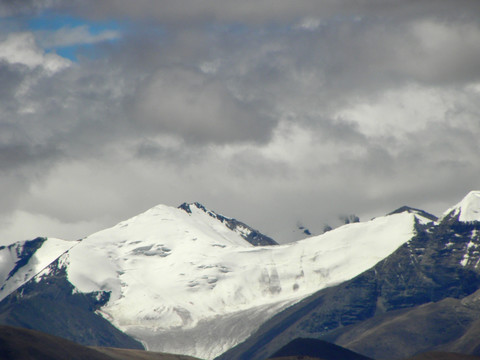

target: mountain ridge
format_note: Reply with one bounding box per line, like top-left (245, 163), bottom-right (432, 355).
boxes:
top-left (216, 193), bottom-right (480, 360)
top-left (387, 206), bottom-right (438, 222)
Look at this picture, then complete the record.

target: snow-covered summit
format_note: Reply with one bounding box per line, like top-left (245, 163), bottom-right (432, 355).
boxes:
top-left (178, 202), bottom-right (278, 246)
top-left (388, 206), bottom-right (438, 222)
top-left (443, 191), bottom-right (480, 222)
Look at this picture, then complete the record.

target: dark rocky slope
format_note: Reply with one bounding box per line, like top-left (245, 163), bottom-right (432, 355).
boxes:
top-left (0, 325), bottom-right (200, 360)
top-left (322, 288), bottom-right (480, 359)
top-left (406, 352), bottom-right (480, 360)
top-left (268, 337), bottom-right (372, 360)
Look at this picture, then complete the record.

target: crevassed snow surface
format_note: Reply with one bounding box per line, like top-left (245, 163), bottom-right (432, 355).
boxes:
top-left (61, 203), bottom-right (423, 359)
top-left (0, 237), bottom-right (76, 301)
top-left (444, 190), bottom-right (480, 222)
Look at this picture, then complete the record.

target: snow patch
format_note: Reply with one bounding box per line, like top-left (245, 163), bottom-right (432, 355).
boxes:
top-left (460, 241), bottom-right (479, 267)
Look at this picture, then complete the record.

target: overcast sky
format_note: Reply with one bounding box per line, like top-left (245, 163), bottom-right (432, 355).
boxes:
top-left (0, 0), bottom-right (479, 244)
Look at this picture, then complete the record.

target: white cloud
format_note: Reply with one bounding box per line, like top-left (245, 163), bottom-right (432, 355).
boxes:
top-left (0, 32), bottom-right (70, 73)
top-left (199, 59), bottom-right (222, 74)
top-left (336, 85), bottom-right (446, 139)
top-left (401, 20), bottom-right (480, 83)
top-left (336, 84), bottom-right (480, 145)
top-left (296, 17), bottom-right (322, 31)
top-left (0, 210), bottom-right (105, 245)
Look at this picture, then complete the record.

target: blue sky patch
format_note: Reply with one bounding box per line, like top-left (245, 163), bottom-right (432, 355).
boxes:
top-left (28, 12), bottom-right (122, 34)
top-left (27, 12), bottom-right (122, 61)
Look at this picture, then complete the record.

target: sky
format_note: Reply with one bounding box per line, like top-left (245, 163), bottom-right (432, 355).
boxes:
top-left (0, 0), bottom-right (479, 245)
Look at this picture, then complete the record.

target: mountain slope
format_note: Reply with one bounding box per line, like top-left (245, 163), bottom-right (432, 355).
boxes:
top-left (0, 237), bottom-right (76, 301)
top-left (323, 288), bottom-right (480, 359)
top-left (0, 325), bottom-right (118, 360)
top-left (0, 325), bottom-right (199, 360)
top-left (0, 202), bottom-right (429, 359)
top-left (406, 353), bottom-right (480, 360)
top-left (218, 193), bottom-right (480, 360)
top-left (269, 337), bottom-right (372, 360)
top-left (0, 257), bottom-right (144, 349)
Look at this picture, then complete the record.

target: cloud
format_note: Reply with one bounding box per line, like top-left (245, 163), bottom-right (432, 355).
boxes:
top-left (411, 20), bottom-right (480, 84)
top-left (0, 210), bottom-right (105, 243)
top-left (133, 67), bottom-right (275, 144)
top-left (36, 25), bottom-right (121, 48)
top-left (0, 32), bottom-right (70, 72)
top-left (0, 1), bottom-right (479, 245)
top-left (58, 0), bottom-right (480, 27)
top-left (0, 0), bottom-right (59, 17)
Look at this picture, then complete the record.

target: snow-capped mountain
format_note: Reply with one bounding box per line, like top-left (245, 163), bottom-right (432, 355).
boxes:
top-left (0, 202), bottom-right (434, 359)
top-left (443, 190), bottom-right (480, 222)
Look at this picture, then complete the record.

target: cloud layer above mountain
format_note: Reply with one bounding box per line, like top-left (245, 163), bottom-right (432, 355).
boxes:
top-left (0, 0), bottom-right (479, 243)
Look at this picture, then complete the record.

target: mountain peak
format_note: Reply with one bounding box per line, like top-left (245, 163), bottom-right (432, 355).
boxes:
top-left (443, 191), bottom-right (480, 222)
top-left (178, 202), bottom-right (206, 214)
top-left (388, 206), bottom-right (438, 222)
top-left (178, 202), bottom-right (278, 246)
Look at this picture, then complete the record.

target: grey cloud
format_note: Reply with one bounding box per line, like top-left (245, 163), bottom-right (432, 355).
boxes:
top-left (0, 0), bottom-right (59, 17)
top-left (134, 137), bottom-right (207, 165)
top-left (61, 0), bottom-right (480, 26)
top-left (0, 1), bottom-right (480, 244)
top-left (35, 4), bottom-right (477, 139)
top-left (0, 143), bottom-right (60, 171)
top-left (15, 65), bottom-right (132, 154)
top-left (0, 131), bottom-right (63, 219)
top-left (0, 62), bottom-right (23, 101)
top-left (307, 117), bottom-right (366, 145)
top-left (132, 67), bottom-right (275, 144)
